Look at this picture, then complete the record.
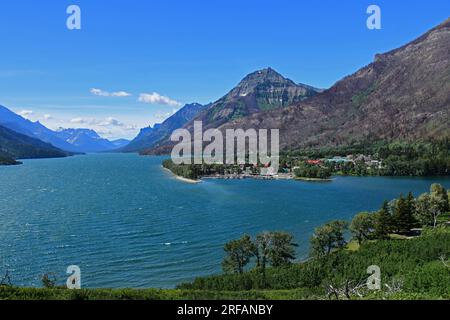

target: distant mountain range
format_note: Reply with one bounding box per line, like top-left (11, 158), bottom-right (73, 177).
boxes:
top-left (0, 105), bottom-right (79, 152)
top-left (143, 17), bottom-right (450, 154)
top-left (55, 128), bottom-right (129, 153)
top-left (0, 125), bottom-right (70, 165)
top-left (0, 105), bottom-right (129, 154)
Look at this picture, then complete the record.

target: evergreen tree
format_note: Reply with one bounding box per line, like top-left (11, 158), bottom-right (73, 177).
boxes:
top-left (222, 235), bottom-right (256, 274)
top-left (268, 232), bottom-right (298, 267)
top-left (393, 194), bottom-right (415, 233)
top-left (406, 192), bottom-right (418, 228)
top-left (374, 200), bottom-right (392, 239)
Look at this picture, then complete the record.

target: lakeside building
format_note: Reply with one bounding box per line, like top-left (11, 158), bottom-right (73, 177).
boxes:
top-left (306, 160), bottom-right (323, 165)
top-left (326, 156), bottom-right (354, 164)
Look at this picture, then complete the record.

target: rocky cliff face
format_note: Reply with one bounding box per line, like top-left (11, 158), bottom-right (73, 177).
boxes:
top-left (188, 67), bottom-right (320, 131)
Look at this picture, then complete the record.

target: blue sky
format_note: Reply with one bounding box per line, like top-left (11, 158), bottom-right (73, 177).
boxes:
top-left (0, 0), bottom-right (449, 139)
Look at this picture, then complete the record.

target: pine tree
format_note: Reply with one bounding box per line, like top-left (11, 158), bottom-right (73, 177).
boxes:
top-left (393, 194), bottom-right (416, 233)
top-left (406, 192), bottom-right (418, 228)
top-left (374, 200), bottom-right (392, 239)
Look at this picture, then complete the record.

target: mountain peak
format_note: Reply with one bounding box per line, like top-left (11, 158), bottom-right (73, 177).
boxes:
top-left (229, 68), bottom-right (298, 100)
top-left (253, 67), bottom-right (280, 76)
top-left (238, 67), bottom-right (292, 86)
top-left (185, 102), bottom-right (203, 107)
top-left (161, 68), bottom-right (322, 138)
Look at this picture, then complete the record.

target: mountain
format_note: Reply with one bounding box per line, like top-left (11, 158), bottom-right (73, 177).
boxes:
top-left (0, 125), bottom-right (70, 165)
top-left (217, 18), bottom-right (450, 150)
top-left (143, 19), bottom-right (449, 155)
top-left (0, 105), bottom-right (128, 153)
top-left (141, 68), bottom-right (320, 154)
top-left (121, 103), bottom-right (206, 152)
top-left (54, 128), bottom-right (127, 153)
top-left (110, 139), bottom-right (130, 149)
top-left (0, 105), bottom-right (78, 152)
top-left (188, 67), bottom-right (320, 130)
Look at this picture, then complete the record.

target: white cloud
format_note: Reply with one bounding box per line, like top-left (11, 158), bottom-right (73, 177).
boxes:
top-left (38, 113), bottom-right (138, 140)
top-left (138, 92), bottom-right (181, 107)
top-left (97, 117), bottom-right (125, 127)
top-left (90, 88), bottom-right (109, 97)
top-left (43, 114), bottom-right (52, 120)
top-left (70, 117), bottom-right (86, 124)
top-left (95, 128), bottom-right (113, 136)
top-left (69, 117), bottom-right (136, 131)
top-left (18, 110), bottom-right (34, 118)
top-left (90, 88), bottom-right (131, 97)
top-left (111, 91), bottom-right (131, 97)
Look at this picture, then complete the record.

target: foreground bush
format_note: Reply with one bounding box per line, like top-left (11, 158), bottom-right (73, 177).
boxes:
top-left (178, 228), bottom-right (450, 298)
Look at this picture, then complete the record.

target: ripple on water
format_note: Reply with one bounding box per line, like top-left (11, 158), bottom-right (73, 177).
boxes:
top-left (0, 154), bottom-right (449, 288)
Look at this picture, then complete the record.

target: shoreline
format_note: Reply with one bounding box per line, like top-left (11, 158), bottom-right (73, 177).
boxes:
top-left (294, 177), bottom-right (333, 182)
top-left (162, 167), bottom-right (202, 184)
top-left (175, 175), bottom-right (202, 184)
top-left (171, 172), bottom-right (333, 182)
top-left (198, 173), bottom-right (333, 182)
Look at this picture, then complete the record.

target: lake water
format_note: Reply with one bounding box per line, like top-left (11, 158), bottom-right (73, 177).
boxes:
top-left (0, 153), bottom-right (449, 288)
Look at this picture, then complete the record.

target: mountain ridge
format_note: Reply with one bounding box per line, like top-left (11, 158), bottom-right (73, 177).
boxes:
top-left (186, 67), bottom-right (320, 130)
top-left (55, 128), bottom-right (129, 153)
top-left (121, 102), bottom-right (206, 152)
top-left (0, 105), bottom-right (128, 153)
top-left (142, 17), bottom-right (450, 155)
top-left (0, 105), bottom-right (79, 152)
top-left (142, 68), bottom-right (321, 154)
top-left (0, 125), bottom-right (71, 164)
top-left (218, 17), bottom-right (450, 150)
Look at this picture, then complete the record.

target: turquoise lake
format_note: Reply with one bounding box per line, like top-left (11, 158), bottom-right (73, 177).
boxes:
top-left (0, 153), bottom-right (449, 288)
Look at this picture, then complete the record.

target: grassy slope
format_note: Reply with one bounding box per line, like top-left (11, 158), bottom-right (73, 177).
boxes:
top-left (1, 287), bottom-right (447, 301)
top-left (0, 287), bottom-right (320, 301)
